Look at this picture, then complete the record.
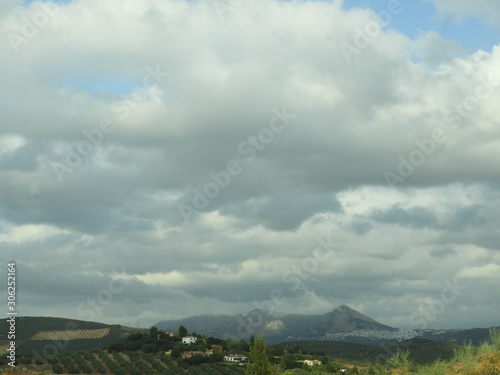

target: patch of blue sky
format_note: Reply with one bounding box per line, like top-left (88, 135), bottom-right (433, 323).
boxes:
top-left (341, 0), bottom-right (500, 53)
top-left (62, 73), bottom-right (146, 96)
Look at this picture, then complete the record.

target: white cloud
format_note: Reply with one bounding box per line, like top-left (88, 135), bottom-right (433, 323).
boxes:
top-left (0, 135), bottom-right (26, 158)
top-left (459, 264), bottom-right (500, 278)
top-left (0, 223), bottom-right (68, 243)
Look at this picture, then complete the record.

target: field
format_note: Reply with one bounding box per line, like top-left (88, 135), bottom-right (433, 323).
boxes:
top-left (32, 328), bottom-right (111, 341)
top-left (1, 330), bottom-right (498, 375)
top-left (6, 349), bottom-right (246, 375)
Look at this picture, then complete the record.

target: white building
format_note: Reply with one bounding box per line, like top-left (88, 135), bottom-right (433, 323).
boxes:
top-left (182, 336), bottom-right (198, 344)
top-left (297, 359), bottom-right (322, 367)
top-left (224, 354), bottom-right (247, 362)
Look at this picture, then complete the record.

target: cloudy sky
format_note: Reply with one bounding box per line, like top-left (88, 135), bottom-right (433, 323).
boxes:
top-left (1, 0), bottom-right (499, 331)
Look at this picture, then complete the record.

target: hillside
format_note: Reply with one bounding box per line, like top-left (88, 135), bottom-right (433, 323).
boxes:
top-left (276, 338), bottom-right (460, 365)
top-left (418, 327), bottom-right (500, 346)
top-left (2, 348), bottom-right (246, 375)
top-left (156, 308), bottom-right (285, 341)
top-left (2, 330), bottom-right (498, 375)
top-left (0, 316), bottom-right (129, 355)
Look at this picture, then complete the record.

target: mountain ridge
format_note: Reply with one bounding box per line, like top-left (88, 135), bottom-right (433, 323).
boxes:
top-left (154, 305), bottom-right (499, 345)
top-left (155, 304), bottom-right (396, 343)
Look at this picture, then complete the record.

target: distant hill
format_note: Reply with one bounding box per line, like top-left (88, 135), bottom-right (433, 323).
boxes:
top-left (276, 338), bottom-right (460, 365)
top-left (155, 305), bottom-right (396, 344)
top-left (155, 308), bottom-right (283, 341)
top-left (0, 316), bottom-right (131, 355)
top-left (417, 327), bottom-right (500, 346)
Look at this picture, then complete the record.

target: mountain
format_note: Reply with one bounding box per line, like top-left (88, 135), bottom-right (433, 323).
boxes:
top-left (155, 306), bottom-right (499, 346)
top-left (155, 305), bottom-right (396, 344)
top-left (281, 305), bottom-right (396, 335)
top-left (155, 308), bottom-right (284, 341)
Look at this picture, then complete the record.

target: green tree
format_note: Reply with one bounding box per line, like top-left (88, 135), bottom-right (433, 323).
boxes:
top-left (279, 354), bottom-right (296, 370)
top-left (196, 343), bottom-right (207, 352)
top-left (327, 364), bottom-right (339, 373)
top-left (271, 346), bottom-right (285, 356)
top-left (108, 342), bottom-right (125, 352)
top-left (171, 348), bottom-right (181, 358)
top-left (239, 339), bottom-right (250, 352)
top-left (178, 325), bottom-right (188, 337)
top-left (142, 343), bottom-right (159, 353)
top-left (279, 359), bottom-right (287, 371)
top-left (149, 326), bottom-right (159, 338)
top-left (211, 351), bottom-right (225, 362)
top-left (245, 336), bottom-right (273, 375)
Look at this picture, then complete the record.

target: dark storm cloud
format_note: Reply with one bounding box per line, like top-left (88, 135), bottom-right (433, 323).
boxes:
top-left (371, 204), bottom-right (438, 229)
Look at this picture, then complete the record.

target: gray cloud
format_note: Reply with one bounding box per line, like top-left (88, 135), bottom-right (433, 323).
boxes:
top-left (0, 0), bottom-right (499, 330)
top-left (371, 205), bottom-right (438, 229)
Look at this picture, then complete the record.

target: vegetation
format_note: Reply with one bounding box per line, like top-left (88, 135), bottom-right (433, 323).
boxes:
top-left (179, 325), bottom-right (188, 337)
top-left (0, 317), bottom-right (125, 355)
top-left (277, 339), bottom-right (459, 365)
top-left (1, 350), bottom-right (247, 374)
top-left (245, 337), bottom-right (273, 375)
top-left (1, 326), bottom-right (498, 375)
top-left (383, 328), bottom-right (500, 375)
top-left (31, 328), bottom-right (110, 341)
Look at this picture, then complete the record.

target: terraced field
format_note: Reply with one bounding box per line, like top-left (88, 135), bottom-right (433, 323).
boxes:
top-left (31, 328), bottom-right (110, 341)
top-left (6, 349), bottom-right (246, 375)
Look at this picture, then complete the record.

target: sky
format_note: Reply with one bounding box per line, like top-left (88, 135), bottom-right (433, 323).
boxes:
top-left (0, 0), bottom-right (499, 332)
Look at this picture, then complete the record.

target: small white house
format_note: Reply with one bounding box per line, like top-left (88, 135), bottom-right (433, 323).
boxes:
top-left (182, 336), bottom-right (198, 344)
top-left (297, 359), bottom-right (322, 367)
top-left (224, 354), bottom-right (247, 362)
top-left (304, 359), bottom-right (322, 366)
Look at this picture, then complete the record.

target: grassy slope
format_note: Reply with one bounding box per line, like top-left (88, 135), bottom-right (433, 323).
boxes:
top-left (0, 316), bottom-right (126, 355)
